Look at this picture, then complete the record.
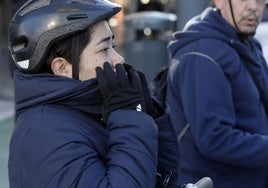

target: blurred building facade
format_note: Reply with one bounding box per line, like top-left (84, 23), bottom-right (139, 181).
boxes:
top-left (0, 0), bottom-right (13, 99)
top-left (118, 0), bottom-right (208, 82)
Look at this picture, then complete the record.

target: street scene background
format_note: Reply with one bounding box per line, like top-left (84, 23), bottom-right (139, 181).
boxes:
top-left (2, 0), bottom-right (268, 187)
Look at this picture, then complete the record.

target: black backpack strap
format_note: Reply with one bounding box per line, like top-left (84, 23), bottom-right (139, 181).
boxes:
top-left (151, 67), bottom-right (169, 99)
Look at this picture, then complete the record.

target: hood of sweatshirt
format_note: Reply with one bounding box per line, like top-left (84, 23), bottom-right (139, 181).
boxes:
top-left (168, 7), bottom-right (264, 65)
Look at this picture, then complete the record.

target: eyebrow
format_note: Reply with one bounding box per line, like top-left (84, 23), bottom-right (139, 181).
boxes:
top-left (96, 34), bottom-right (115, 46)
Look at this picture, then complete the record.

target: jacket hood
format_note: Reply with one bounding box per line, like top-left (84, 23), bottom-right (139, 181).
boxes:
top-left (168, 7), bottom-right (263, 65)
top-left (14, 70), bottom-right (103, 117)
top-left (168, 8), bottom-right (237, 56)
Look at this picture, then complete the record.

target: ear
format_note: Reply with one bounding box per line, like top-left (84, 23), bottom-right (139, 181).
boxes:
top-left (51, 57), bottom-right (72, 78)
top-left (214, 0), bottom-right (223, 9)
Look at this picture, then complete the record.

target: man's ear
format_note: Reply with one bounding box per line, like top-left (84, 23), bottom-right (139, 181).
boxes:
top-left (213, 0), bottom-right (222, 9)
top-left (51, 57), bottom-right (72, 78)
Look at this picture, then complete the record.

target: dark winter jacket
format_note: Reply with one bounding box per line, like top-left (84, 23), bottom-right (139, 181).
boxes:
top-left (8, 71), bottom-right (178, 188)
top-left (166, 7), bottom-right (268, 188)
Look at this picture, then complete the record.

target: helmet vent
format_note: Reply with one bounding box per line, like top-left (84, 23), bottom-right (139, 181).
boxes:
top-left (67, 14), bottom-right (88, 20)
top-left (72, 0), bottom-right (97, 4)
top-left (12, 38), bottom-right (28, 53)
top-left (19, 0), bottom-right (51, 16)
top-left (12, 43), bottom-right (26, 52)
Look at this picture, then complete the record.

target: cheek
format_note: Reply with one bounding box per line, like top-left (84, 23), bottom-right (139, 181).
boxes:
top-left (79, 55), bottom-right (107, 80)
top-left (79, 57), bottom-right (96, 80)
top-left (79, 63), bottom-right (96, 80)
top-left (81, 54), bottom-right (105, 69)
top-left (257, 8), bottom-right (265, 21)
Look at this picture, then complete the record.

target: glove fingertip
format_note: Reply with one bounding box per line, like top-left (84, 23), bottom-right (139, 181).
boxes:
top-left (103, 61), bottom-right (112, 70)
top-left (123, 63), bottom-right (133, 70)
top-left (137, 71), bottom-right (146, 83)
top-left (95, 66), bottom-right (102, 72)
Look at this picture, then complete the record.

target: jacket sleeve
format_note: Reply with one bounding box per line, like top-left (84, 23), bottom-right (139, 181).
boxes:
top-left (104, 110), bottom-right (158, 188)
top-left (18, 109), bottom-right (158, 188)
top-left (175, 52), bottom-right (268, 169)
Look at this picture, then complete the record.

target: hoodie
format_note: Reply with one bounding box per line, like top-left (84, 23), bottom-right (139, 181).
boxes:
top-left (166, 7), bottom-right (268, 188)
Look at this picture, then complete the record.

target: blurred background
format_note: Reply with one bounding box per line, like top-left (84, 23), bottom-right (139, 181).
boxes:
top-left (0, 0), bottom-right (267, 187)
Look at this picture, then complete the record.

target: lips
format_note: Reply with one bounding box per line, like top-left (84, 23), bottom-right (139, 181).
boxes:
top-left (244, 17), bottom-right (258, 26)
top-left (246, 18), bottom-right (257, 25)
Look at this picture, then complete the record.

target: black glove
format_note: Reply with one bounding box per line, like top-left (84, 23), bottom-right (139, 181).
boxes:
top-left (96, 62), bottom-right (145, 121)
top-left (124, 63), bottom-right (160, 119)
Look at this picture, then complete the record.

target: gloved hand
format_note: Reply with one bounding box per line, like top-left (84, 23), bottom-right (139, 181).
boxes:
top-left (96, 62), bottom-right (145, 121)
top-left (124, 63), bottom-right (160, 119)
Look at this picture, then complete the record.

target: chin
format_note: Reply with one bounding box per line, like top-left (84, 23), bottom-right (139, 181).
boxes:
top-left (240, 27), bottom-right (256, 36)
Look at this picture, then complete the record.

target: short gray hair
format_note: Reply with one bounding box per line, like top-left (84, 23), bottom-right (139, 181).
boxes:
top-left (209, 0), bottom-right (215, 7)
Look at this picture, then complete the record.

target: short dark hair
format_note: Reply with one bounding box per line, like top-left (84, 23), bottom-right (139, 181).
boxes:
top-left (209, 0), bottom-right (215, 7)
top-left (43, 27), bottom-right (92, 73)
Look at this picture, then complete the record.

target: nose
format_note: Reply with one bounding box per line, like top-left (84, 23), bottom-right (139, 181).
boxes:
top-left (247, 0), bottom-right (258, 11)
top-left (111, 49), bottom-right (124, 67)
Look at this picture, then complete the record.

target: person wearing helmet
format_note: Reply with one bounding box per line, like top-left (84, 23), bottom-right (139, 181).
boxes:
top-left (8, 0), bottom-right (179, 187)
top-left (165, 0), bottom-right (268, 187)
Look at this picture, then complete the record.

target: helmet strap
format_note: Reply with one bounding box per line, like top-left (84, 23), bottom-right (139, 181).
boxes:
top-left (72, 34), bottom-right (80, 80)
top-left (229, 0), bottom-right (252, 42)
top-left (228, 0), bottom-right (241, 33)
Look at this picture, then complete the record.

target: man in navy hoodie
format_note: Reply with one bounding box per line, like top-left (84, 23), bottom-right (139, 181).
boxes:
top-left (8, 0), bottom-right (179, 187)
top-left (166, 0), bottom-right (268, 187)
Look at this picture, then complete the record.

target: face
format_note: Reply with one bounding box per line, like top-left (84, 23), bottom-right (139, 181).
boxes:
top-left (214, 0), bottom-right (266, 34)
top-left (78, 20), bottom-right (124, 81)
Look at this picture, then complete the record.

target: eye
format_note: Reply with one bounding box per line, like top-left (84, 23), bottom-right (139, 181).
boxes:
top-left (102, 45), bottom-right (117, 52)
top-left (103, 47), bottom-right (109, 52)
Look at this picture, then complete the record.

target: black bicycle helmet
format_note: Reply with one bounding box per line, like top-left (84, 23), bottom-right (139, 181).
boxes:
top-left (9, 0), bottom-right (121, 73)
